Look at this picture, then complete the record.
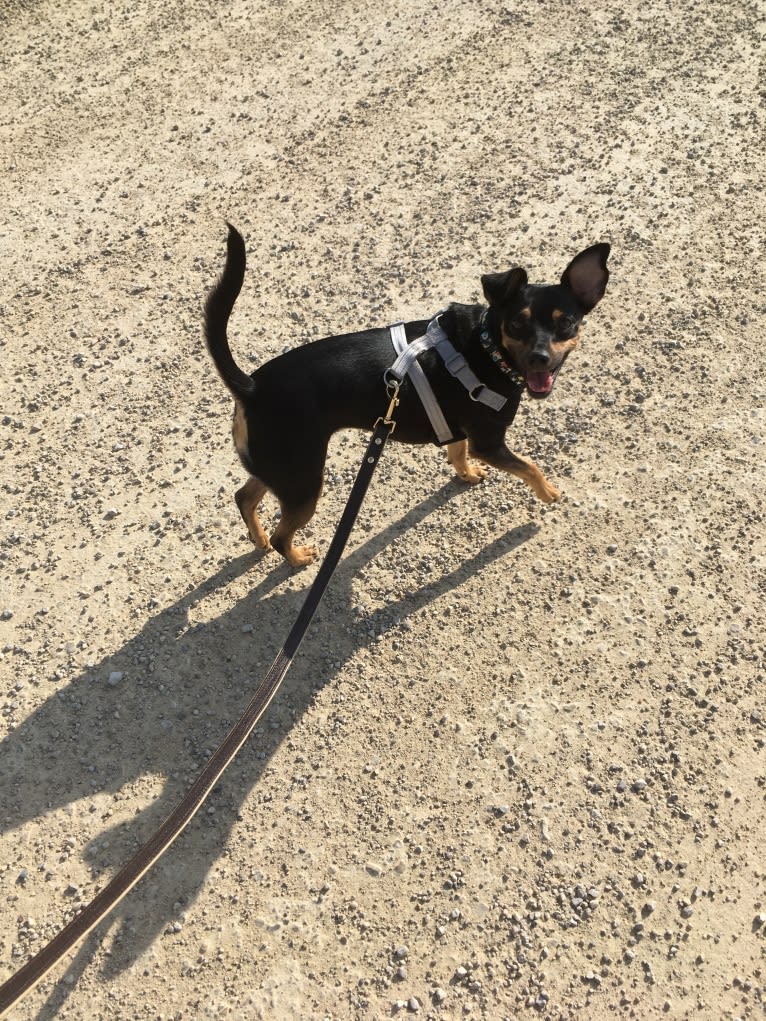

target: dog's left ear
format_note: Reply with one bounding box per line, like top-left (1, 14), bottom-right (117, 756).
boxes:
top-left (561, 243), bottom-right (611, 312)
top-left (481, 267), bottom-right (528, 307)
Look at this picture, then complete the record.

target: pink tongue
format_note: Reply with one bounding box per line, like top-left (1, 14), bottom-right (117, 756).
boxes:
top-left (526, 370), bottom-right (554, 393)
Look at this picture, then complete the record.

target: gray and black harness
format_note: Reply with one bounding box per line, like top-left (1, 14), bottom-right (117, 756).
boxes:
top-left (386, 312), bottom-right (524, 444)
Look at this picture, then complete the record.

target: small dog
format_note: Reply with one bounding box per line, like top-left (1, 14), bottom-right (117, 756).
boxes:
top-left (205, 225), bottom-right (610, 567)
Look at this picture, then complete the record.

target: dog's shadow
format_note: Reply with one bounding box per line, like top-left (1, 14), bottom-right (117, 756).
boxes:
top-left (1, 479), bottom-right (538, 1016)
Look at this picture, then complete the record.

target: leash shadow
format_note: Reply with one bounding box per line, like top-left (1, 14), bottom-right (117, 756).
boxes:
top-left (2, 478), bottom-right (538, 1008)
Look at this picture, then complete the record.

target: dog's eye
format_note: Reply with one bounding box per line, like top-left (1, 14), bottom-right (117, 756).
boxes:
top-left (507, 316), bottom-right (527, 334)
top-left (556, 315), bottom-right (576, 335)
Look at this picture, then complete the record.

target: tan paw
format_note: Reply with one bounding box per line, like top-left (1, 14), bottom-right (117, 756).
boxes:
top-left (248, 529), bottom-right (273, 551)
top-left (458, 464), bottom-right (487, 485)
top-left (536, 482), bottom-right (561, 503)
top-left (286, 544), bottom-right (319, 568)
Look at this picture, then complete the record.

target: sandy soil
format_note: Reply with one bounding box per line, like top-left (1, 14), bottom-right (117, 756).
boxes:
top-left (1, 0), bottom-right (764, 1018)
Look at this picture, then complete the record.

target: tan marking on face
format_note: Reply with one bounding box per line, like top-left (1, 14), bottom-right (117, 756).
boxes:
top-left (500, 327), bottom-right (527, 361)
top-left (552, 308), bottom-right (563, 320)
top-left (552, 331), bottom-right (581, 357)
top-left (232, 401), bottom-right (249, 459)
top-left (520, 306), bottom-right (532, 318)
top-left (502, 325), bottom-right (581, 372)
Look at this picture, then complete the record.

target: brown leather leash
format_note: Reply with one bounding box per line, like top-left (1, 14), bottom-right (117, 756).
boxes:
top-left (0, 389), bottom-right (400, 1018)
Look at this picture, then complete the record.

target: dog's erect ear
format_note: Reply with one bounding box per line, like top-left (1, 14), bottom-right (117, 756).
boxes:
top-left (481, 267), bottom-right (528, 307)
top-left (560, 243), bottom-right (610, 312)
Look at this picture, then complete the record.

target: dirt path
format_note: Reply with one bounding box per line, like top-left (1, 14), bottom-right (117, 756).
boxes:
top-left (1, 0), bottom-right (764, 1017)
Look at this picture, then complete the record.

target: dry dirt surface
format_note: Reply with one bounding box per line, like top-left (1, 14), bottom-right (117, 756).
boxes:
top-left (1, 1), bottom-right (764, 1019)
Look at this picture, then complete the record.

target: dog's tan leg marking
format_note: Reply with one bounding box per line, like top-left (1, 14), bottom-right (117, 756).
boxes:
top-left (234, 476), bottom-right (272, 550)
top-left (472, 447), bottom-right (561, 503)
top-left (447, 439), bottom-right (487, 484)
top-left (232, 402), bottom-right (249, 460)
top-left (270, 500), bottom-right (319, 568)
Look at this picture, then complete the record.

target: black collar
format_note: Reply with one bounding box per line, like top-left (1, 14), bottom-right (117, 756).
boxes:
top-left (479, 311), bottom-right (525, 388)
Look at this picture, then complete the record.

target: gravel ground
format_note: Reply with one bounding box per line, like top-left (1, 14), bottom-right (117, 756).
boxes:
top-left (1, 1), bottom-right (764, 1018)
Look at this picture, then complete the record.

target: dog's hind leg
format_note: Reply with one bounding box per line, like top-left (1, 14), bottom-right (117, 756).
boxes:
top-left (270, 497), bottom-right (320, 568)
top-left (235, 476), bottom-right (272, 551)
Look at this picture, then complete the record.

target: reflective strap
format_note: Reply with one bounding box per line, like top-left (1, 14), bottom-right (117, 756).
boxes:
top-left (427, 318), bottom-right (507, 412)
top-left (389, 323), bottom-right (454, 444)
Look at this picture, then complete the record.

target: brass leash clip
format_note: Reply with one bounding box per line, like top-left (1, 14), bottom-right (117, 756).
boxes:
top-left (376, 372), bottom-right (401, 431)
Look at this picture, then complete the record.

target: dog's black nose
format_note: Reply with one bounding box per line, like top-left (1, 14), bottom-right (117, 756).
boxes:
top-left (529, 349), bottom-right (551, 367)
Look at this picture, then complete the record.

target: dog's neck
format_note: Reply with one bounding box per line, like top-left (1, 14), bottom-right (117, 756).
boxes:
top-left (479, 310), bottom-right (525, 387)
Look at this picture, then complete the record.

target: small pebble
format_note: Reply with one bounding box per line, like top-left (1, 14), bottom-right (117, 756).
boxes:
top-left (107, 671), bottom-right (123, 686)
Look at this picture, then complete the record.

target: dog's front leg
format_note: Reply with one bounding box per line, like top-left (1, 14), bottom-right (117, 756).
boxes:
top-left (446, 439), bottom-right (487, 484)
top-left (470, 442), bottom-right (561, 503)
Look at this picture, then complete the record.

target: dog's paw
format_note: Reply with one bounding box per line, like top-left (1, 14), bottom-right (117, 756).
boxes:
top-left (537, 482), bottom-right (561, 503)
top-left (286, 544), bottom-right (319, 568)
top-left (458, 464), bottom-right (487, 485)
top-left (248, 533), bottom-right (273, 552)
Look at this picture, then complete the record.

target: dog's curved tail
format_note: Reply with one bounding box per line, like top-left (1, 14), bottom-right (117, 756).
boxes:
top-left (204, 223), bottom-right (256, 401)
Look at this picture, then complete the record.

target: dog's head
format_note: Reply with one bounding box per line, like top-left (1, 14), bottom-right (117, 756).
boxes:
top-left (481, 243), bottom-right (610, 399)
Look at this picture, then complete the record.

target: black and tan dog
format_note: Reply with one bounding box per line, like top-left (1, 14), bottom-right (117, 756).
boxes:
top-left (204, 225), bottom-right (609, 567)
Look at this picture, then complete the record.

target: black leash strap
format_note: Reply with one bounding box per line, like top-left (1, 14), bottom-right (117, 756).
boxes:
top-left (0, 404), bottom-right (399, 1018)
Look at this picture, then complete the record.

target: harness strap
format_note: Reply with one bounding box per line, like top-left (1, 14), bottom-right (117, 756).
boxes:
top-left (427, 317), bottom-right (508, 412)
top-left (389, 323), bottom-right (453, 443)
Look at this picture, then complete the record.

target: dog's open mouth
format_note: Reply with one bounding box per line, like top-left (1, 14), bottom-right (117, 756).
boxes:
top-left (525, 364), bottom-right (561, 398)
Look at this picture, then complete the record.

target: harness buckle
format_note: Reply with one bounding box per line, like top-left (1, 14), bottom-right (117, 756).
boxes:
top-left (443, 351), bottom-right (467, 376)
top-left (469, 384), bottom-right (486, 402)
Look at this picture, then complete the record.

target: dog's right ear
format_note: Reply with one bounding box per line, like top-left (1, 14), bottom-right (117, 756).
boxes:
top-left (481, 267), bottom-right (528, 307)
